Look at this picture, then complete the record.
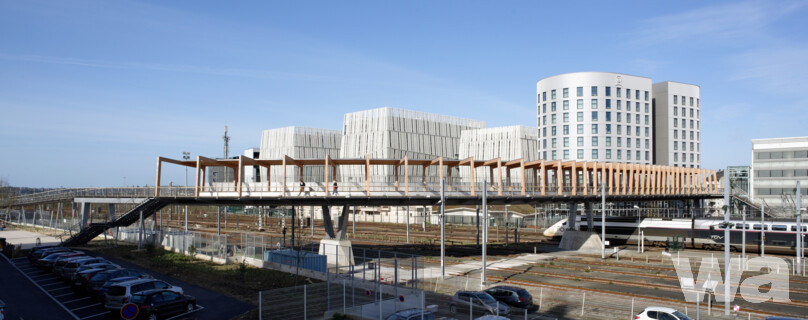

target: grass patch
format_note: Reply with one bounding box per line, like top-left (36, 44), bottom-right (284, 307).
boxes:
top-left (86, 243), bottom-right (313, 306)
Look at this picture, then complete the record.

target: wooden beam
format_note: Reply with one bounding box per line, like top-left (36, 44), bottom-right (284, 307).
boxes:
top-left (155, 157), bottom-right (162, 197)
top-left (365, 154), bottom-right (370, 196)
top-left (404, 156), bottom-right (409, 196)
top-left (520, 159), bottom-right (526, 195)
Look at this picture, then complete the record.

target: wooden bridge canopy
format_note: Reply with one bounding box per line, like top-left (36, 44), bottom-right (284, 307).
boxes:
top-left (154, 156), bottom-right (719, 198)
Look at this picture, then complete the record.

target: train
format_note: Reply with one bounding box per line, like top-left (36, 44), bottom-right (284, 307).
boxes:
top-left (543, 216), bottom-right (808, 255)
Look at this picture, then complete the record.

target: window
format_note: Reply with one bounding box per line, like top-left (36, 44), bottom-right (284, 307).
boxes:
top-left (542, 104), bottom-right (546, 113)
top-left (674, 153), bottom-right (678, 161)
top-left (645, 127), bottom-right (649, 137)
top-left (645, 151), bottom-right (649, 160)
top-left (551, 89), bottom-right (556, 100)
top-left (690, 153), bottom-right (694, 162)
top-left (542, 92), bottom-right (546, 101)
top-left (552, 150), bottom-right (557, 160)
top-left (591, 111), bottom-right (598, 121)
top-left (690, 108), bottom-right (694, 117)
top-left (616, 87), bottom-right (621, 97)
top-left (552, 138), bottom-right (557, 148)
top-left (591, 99), bottom-right (598, 109)
top-left (577, 149), bottom-right (584, 159)
top-left (674, 118), bottom-right (678, 127)
top-left (645, 91), bottom-right (649, 101)
top-left (626, 89), bottom-right (631, 99)
top-left (542, 127), bottom-right (546, 136)
top-left (577, 137), bottom-right (584, 147)
top-left (605, 99), bottom-right (611, 109)
top-left (674, 107), bottom-right (678, 116)
top-left (606, 149), bottom-right (612, 159)
top-left (591, 86), bottom-right (598, 96)
top-left (690, 97), bottom-right (694, 106)
top-left (563, 149), bottom-right (569, 160)
top-left (551, 102), bottom-right (557, 111)
top-left (563, 125), bottom-right (569, 135)
top-left (563, 88), bottom-right (569, 98)
top-left (627, 150), bottom-right (632, 160)
top-left (563, 112), bottom-right (569, 123)
top-left (577, 99), bottom-right (583, 109)
top-left (617, 150), bottom-right (622, 159)
top-left (674, 130), bottom-right (678, 139)
top-left (627, 138), bottom-right (631, 147)
top-left (644, 115), bottom-right (649, 125)
top-left (635, 114), bottom-right (640, 123)
top-left (690, 120), bottom-right (694, 129)
top-left (542, 115), bottom-right (547, 125)
top-left (617, 137), bottom-right (622, 147)
top-left (563, 137), bottom-right (569, 147)
top-left (674, 141), bottom-right (678, 150)
top-left (551, 126), bottom-right (557, 136)
top-left (577, 112), bottom-right (584, 122)
top-left (645, 139), bottom-right (649, 148)
top-left (617, 100), bottom-right (622, 110)
top-left (563, 100), bottom-right (569, 110)
top-left (635, 90), bottom-right (640, 100)
top-left (635, 126), bottom-right (640, 136)
top-left (627, 125), bottom-right (632, 135)
top-left (690, 142), bottom-right (694, 151)
top-left (551, 114), bottom-right (556, 124)
top-left (606, 124), bottom-right (612, 134)
top-left (542, 139), bottom-right (547, 148)
top-left (592, 136), bottom-right (598, 146)
top-left (605, 86), bottom-right (611, 96)
top-left (616, 112), bottom-right (621, 122)
top-left (606, 112), bottom-right (611, 121)
top-left (592, 149), bottom-right (598, 159)
top-left (592, 124), bottom-right (598, 134)
top-left (674, 95), bottom-right (678, 104)
top-left (577, 124), bottom-right (584, 134)
top-left (577, 87), bottom-right (583, 97)
top-left (626, 113), bottom-right (631, 123)
top-left (606, 137), bottom-right (612, 147)
top-left (617, 125), bottom-right (622, 134)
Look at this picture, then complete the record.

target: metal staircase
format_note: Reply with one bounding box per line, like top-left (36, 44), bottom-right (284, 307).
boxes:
top-left (61, 198), bottom-right (167, 247)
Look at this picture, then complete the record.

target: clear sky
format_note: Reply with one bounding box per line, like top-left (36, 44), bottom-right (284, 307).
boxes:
top-left (1, 0), bottom-right (807, 188)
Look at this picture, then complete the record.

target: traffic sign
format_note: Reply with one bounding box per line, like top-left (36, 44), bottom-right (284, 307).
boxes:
top-left (121, 303), bottom-right (139, 320)
top-left (399, 295), bottom-right (405, 302)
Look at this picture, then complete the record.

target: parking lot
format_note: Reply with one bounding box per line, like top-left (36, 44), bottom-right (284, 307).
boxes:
top-left (2, 250), bottom-right (254, 320)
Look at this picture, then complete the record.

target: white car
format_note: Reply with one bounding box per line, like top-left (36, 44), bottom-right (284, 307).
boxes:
top-left (636, 307), bottom-right (692, 320)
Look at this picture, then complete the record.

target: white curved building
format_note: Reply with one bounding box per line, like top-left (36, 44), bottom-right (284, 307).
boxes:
top-left (537, 72), bottom-right (654, 164)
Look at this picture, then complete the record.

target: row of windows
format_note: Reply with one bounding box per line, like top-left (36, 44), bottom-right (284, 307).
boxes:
top-left (542, 149), bottom-right (651, 161)
top-left (756, 188), bottom-right (808, 196)
top-left (538, 100), bottom-right (649, 114)
top-left (755, 150), bottom-right (808, 160)
top-left (673, 106), bottom-right (699, 118)
top-left (673, 130), bottom-right (699, 141)
top-left (541, 112), bottom-right (650, 125)
top-left (540, 86), bottom-right (649, 102)
top-left (539, 124), bottom-right (651, 138)
top-left (673, 95), bottom-right (698, 108)
top-left (724, 223), bottom-right (807, 232)
top-left (756, 169), bottom-right (808, 177)
top-left (672, 153), bottom-right (699, 163)
top-left (673, 141), bottom-right (699, 152)
top-left (542, 137), bottom-right (651, 149)
top-left (672, 118), bottom-right (699, 129)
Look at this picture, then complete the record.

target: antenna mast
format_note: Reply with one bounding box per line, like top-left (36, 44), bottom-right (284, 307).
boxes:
top-left (223, 125), bottom-right (231, 159)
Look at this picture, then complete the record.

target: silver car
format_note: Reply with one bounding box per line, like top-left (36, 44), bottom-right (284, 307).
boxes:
top-left (104, 279), bottom-right (182, 311)
top-left (60, 258), bottom-right (107, 280)
top-left (449, 291), bottom-right (510, 315)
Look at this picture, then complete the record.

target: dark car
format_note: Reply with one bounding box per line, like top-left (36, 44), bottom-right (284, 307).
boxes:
top-left (36, 252), bottom-right (81, 270)
top-left (28, 247), bottom-right (71, 263)
top-left (129, 289), bottom-right (196, 320)
top-left (26, 245), bottom-right (58, 261)
top-left (80, 269), bottom-right (152, 297)
top-left (484, 286), bottom-right (537, 312)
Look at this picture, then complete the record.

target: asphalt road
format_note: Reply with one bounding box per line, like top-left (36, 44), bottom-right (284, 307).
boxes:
top-left (0, 254), bottom-right (74, 320)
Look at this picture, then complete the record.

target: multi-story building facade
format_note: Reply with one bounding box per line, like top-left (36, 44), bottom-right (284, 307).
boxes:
top-left (339, 107), bottom-right (485, 184)
top-left (458, 126), bottom-right (538, 184)
top-left (537, 72), bottom-right (654, 164)
top-left (652, 81), bottom-right (701, 167)
top-left (727, 165), bottom-right (750, 194)
top-left (258, 126), bottom-right (342, 183)
top-left (750, 136), bottom-right (808, 212)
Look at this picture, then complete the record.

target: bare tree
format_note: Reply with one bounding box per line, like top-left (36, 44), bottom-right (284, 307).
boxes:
top-left (0, 177), bottom-right (15, 207)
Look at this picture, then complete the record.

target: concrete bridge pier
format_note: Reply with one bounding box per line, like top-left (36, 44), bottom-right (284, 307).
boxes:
top-left (559, 202), bottom-right (603, 251)
top-left (585, 202), bottom-right (594, 231)
top-left (319, 205), bottom-right (354, 267)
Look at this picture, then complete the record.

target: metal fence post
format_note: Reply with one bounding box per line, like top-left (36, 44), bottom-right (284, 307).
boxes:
top-left (304, 285), bottom-right (307, 319)
top-left (581, 292), bottom-right (585, 316)
top-left (259, 291), bottom-right (262, 320)
top-left (343, 279), bottom-right (346, 314)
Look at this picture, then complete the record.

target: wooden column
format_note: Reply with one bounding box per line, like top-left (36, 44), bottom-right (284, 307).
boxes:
top-left (469, 158), bottom-right (475, 196)
top-left (497, 159), bottom-right (503, 195)
top-left (195, 158), bottom-right (202, 197)
top-left (520, 159), bottom-right (526, 196)
top-left (237, 156), bottom-right (244, 198)
top-left (323, 156), bottom-right (328, 198)
top-left (282, 156), bottom-right (287, 197)
top-left (621, 164), bottom-right (628, 195)
top-left (571, 161), bottom-right (578, 196)
top-left (365, 155), bottom-right (370, 196)
top-left (155, 158), bottom-right (162, 197)
top-left (266, 164), bottom-right (271, 192)
top-left (592, 162), bottom-right (600, 193)
top-left (607, 163), bottom-right (613, 195)
top-left (540, 161), bottom-right (547, 196)
top-left (556, 162), bottom-right (562, 195)
top-left (422, 165), bottom-right (427, 192)
top-left (582, 162), bottom-right (589, 195)
top-left (394, 164), bottom-right (399, 191)
top-left (404, 156), bottom-right (409, 196)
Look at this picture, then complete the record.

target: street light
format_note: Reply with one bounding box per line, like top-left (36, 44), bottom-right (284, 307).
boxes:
top-left (634, 205), bottom-right (641, 253)
top-left (183, 151), bottom-right (190, 232)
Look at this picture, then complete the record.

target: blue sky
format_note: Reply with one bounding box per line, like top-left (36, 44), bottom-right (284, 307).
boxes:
top-left (1, 0), bottom-right (807, 188)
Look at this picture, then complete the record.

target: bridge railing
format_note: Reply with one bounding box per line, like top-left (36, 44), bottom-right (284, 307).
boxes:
top-left (11, 187), bottom-right (158, 205)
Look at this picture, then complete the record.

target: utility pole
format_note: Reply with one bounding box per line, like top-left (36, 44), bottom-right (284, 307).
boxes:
top-left (183, 152), bottom-right (190, 232)
top-left (761, 205), bottom-right (765, 257)
top-left (723, 176), bottom-right (730, 315)
top-left (601, 180), bottom-right (606, 259)
top-left (481, 180), bottom-right (488, 287)
top-left (440, 179), bottom-right (445, 278)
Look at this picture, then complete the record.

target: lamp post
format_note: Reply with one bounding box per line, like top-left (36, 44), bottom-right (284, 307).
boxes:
top-left (761, 205), bottom-right (766, 257)
top-left (183, 152), bottom-right (190, 232)
top-left (601, 180), bottom-right (605, 259)
top-left (634, 205), bottom-right (641, 253)
top-left (505, 204), bottom-right (511, 246)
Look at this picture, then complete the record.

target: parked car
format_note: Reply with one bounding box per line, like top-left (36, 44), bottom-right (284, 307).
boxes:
top-left (37, 252), bottom-right (80, 270)
top-left (484, 286), bottom-right (537, 312)
top-left (60, 257), bottom-right (108, 280)
top-left (128, 289), bottom-right (196, 320)
top-left (69, 263), bottom-right (119, 282)
top-left (635, 307), bottom-right (692, 320)
top-left (474, 316), bottom-right (510, 320)
top-left (385, 308), bottom-right (435, 320)
top-left (449, 291), bottom-right (510, 315)
top-left (53, 255), bottom-right (92, 275)
top-left (76, 269), bottom-right (152, 296)
top-left (104, 279), bottom-right (182, 311)
top-left (28, 246), bottom-right (68, 262)
top-left (95, 276), bottom-right (140, 301)
top-left (0, 298), bottom-right (5, 320)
